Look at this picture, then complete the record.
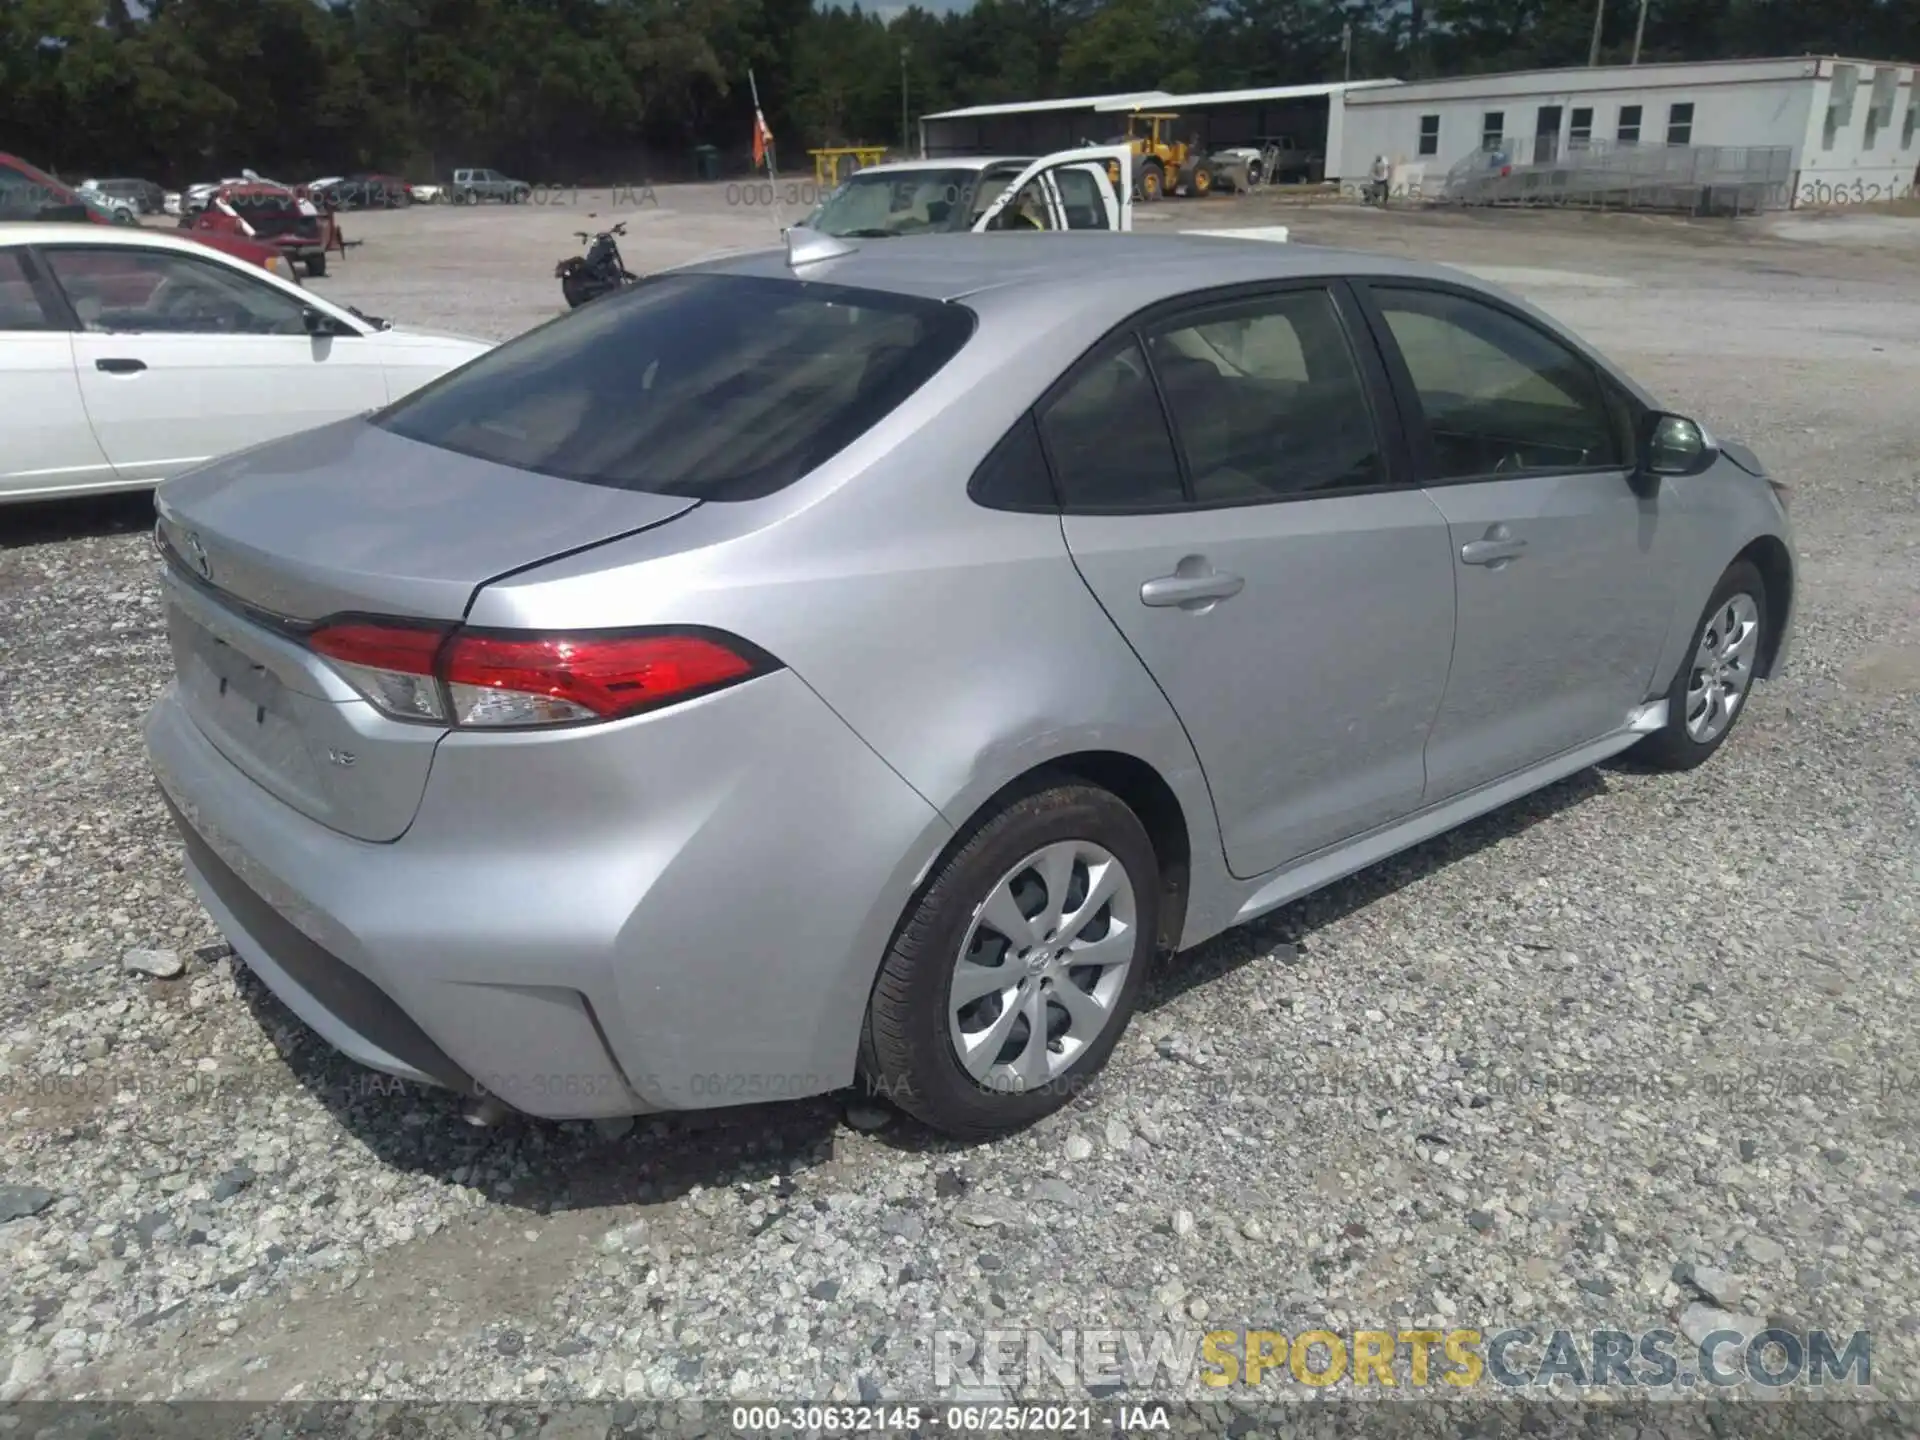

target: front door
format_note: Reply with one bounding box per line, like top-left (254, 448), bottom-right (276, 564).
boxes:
top-left (40, 244), bottom-right (389, 484)
top-left (974, 145), bottom-right (1132, 232)
top-left (1534, 106), bottom-right (1564, 164)
top-left (1360, 282), bottom-right (1679, 801)
top-left (1051, 282), bottom-right (1457, 878)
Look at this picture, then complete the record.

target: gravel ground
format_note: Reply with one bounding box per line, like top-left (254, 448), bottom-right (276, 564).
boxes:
top-left (2, 194), bottom-right (1918, 1413)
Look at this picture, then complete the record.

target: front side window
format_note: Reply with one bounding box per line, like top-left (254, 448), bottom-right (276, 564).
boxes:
top-left (1418, 115), bottom-right (1441, 156)
top-left (1618, 105), bottom-right (1643, 144)
top-left (1371, 286), bottom-right (1621, 480)
top-left (1667, 102), bottom-right (1695, 145)
top-left (1038, 337), bottom-right (1184, 512)
top-left (0, 252), bottom-right (54, 330)
top-left (1144, 289), bottom-right (1382, 503)
top-left (378, 273), bottom-right (974, 501)
top-left (42, 246), bottom-right (310, 335)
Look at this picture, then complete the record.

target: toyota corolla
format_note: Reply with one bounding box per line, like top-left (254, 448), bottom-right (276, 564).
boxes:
top-left (146, 231), bottom-right (1795, 1137)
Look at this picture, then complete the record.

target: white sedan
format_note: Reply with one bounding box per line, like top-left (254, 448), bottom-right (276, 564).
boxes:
top-left (0, 224), bottom-right (491, 505)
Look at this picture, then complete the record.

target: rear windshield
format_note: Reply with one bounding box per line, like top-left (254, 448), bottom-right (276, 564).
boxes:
top-left (376, 273), bottom-right (975, 500)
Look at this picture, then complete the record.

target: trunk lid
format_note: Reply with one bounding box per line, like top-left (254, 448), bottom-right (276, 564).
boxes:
top-left (155, 418), bottom-right (699, 622)
top-left (155, 419), bottom-right (699, 841)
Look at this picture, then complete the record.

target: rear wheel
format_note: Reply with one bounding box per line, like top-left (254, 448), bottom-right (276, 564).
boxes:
top-left (1138, 162), bottom-right (1165, 202)
top-left (861, 780), bottom-right (1158, 1138)
top-left (1635, 560), bottom-right (1767, 770)
top-left (1187, 163), bottom-right (1214, 197)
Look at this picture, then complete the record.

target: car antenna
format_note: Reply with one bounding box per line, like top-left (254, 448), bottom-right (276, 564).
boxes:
top-left (785, 226), bottom-right (858, 269)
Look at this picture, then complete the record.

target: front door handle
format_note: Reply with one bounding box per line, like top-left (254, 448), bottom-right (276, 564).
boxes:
top-left (1140, 564), bottom-right (1245, 610)
top-left (95, 357), bottom-right (147, 374)
top-left (1460, 524), bottom-right (1526, 567)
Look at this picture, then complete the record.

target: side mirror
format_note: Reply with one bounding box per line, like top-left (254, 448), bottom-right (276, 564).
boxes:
top-left (302, 306), bottom-right (348, 337)
top-left (1638, 412), bottom-right (1717, 479)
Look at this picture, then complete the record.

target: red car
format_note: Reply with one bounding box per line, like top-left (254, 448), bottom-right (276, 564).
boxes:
top-left (0, 152), bottom-right (137, 226)
top-left (188, 181), bottom-right (333, 277)
top-left (1, 153), bottom-right (299, 282)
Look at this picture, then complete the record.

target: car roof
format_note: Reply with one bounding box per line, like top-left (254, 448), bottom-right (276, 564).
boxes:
top-left (0, 222), bottom-right (259, 253)
top-left (685, 231), bottom-right (1478, 307)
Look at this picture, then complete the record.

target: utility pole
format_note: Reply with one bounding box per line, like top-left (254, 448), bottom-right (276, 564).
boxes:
top-left (1342, 21), bottom-right (1353, 84)
top-left (1630, 0), bottom-right (1649, 64)
top-left (1587, 0), bottom-right (1605, 67)
top-left (900, 45), bottom-right (910, 155)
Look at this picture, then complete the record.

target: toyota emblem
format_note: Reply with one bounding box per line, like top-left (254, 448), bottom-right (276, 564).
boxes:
top-left (182, 530), bottom-right (212, 580)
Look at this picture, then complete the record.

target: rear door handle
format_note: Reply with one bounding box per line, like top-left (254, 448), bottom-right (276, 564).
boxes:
top-left (1140, 568), bottom-right (1245, 609)
top-left (95, 358), bottom-right (147, 374)
top-left (1460, 525), bottom-right (1526, 567)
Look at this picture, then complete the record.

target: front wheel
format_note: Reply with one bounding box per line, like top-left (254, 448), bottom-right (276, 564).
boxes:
top-left (1137, 162), bottom-right (1165, 203)
top-left (304, 253), bottom-right (327, 278)
top-left (1635, 559), bottom-right (1767, 770)
top-left (861, 780), bottom-right (1158, 1138)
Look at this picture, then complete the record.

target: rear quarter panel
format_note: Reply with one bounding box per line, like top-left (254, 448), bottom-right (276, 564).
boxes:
top-left (467, 289), bottom-right (1230, 946)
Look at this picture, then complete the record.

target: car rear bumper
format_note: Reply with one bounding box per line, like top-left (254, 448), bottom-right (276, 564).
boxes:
top-left (147, 668), bottom-right (951, 1119)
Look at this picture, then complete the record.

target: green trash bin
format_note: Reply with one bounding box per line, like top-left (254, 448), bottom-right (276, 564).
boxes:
top-left (693, 144), bottom-right (720, 182)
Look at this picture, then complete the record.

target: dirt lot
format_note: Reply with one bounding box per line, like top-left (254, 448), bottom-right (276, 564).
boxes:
top-left (2, 190), bottom-right (1918, 1410)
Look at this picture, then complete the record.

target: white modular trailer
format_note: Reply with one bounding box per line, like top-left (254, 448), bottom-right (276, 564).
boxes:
top-left (1339, 56), bottom-right (1920, 208)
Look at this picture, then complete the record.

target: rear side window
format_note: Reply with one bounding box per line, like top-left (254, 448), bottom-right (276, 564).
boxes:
top-left (1145, 288), bottom-right (1383, 502)
top-left (377, 274), bottom-right (975, 500)
top-left (1038, 337), bottom-right (1184, 511)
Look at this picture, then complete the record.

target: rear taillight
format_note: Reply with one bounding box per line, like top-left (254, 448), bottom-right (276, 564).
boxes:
top-left (305, 622), bottom-right (769, 729)
top-left (309, 622), bottom-right (447, 721)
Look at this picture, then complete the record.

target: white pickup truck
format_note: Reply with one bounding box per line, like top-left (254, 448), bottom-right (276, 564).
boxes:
top-left (799, 147), bottom-right (1287, 243)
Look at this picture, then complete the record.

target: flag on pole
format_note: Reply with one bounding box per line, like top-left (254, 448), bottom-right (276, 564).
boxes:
top-left (752, 108), bottom-right (774, 171)
top-left (748, 67), bottom-right (775, 174)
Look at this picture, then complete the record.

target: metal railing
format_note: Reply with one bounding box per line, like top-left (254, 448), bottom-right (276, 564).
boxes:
top-left (1437, 136), bottom-right (1794, 215)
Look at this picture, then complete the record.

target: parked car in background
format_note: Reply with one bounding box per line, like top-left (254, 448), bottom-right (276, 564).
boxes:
top-left (141, 233), bottom-right (1793, 1138)
top-left (188, 182), bottom-right (331, 277)
top-left (76, 181), bottom-right (141, 220)
top-left (1, 154), bottom-right (140, 226)
top-left (81, 177), bottom-right (168, 214)
top-left (0, 223), bottom-right (488, 504)
top-left (803, 148), bottom-right (1132, 236)
top-left (450, 167), bottom-right (532, 204)
top-left (182, 170), bottom-right (296, 216)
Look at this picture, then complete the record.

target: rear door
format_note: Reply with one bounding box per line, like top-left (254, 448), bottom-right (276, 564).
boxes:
top-left (1357, 281), bottom-right (1679, 801)
top-left (0, 248), bottom-right (118, 499)
top-left (974, 146), bottom-right (1132, 232)
top-left (1050, 281), bottom-right (1458, 878)
top-left (41, 243), bottom-right (389, 484)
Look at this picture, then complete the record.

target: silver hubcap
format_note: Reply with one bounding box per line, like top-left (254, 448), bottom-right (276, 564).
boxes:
top-left (1685, 592), bottom-right (1761, 743)
top-left (948, 840), bottom-right (1138, 1093)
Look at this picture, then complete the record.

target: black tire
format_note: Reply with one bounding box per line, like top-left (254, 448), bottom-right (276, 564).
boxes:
top-left (861, 779), bottom-right (1159, 1138)
top-left (305, 253), bottom-right (327, 278)
top-left (1138, 162), bottom-right (1165, 202)
top-left (1635, 559), bottom-right (1767, 771)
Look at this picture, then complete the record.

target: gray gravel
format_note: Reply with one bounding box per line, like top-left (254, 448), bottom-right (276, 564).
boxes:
top-left (2, 197), bottom-right (1917, 1407)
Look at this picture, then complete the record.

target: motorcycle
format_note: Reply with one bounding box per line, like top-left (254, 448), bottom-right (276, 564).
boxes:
top-left (556, 220), bottom-right (638, 308)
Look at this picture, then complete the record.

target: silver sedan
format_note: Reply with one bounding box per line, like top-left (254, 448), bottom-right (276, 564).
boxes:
top-left (146, 231), bottom-right (1795, 1137)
